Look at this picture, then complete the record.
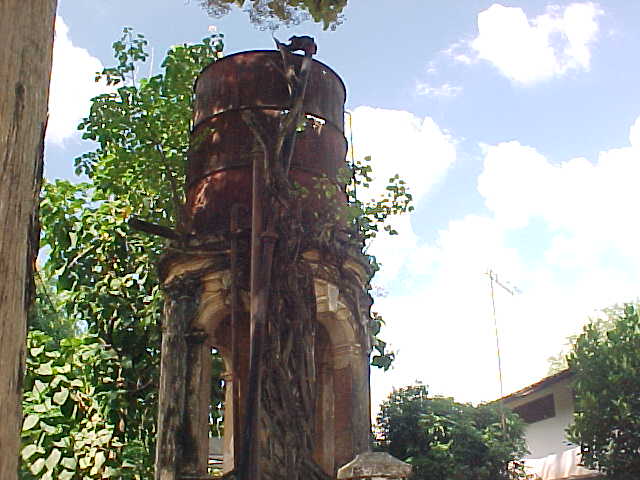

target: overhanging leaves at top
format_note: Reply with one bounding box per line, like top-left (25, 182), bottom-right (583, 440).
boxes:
top-left (199, 0), bottom-right (348, 30)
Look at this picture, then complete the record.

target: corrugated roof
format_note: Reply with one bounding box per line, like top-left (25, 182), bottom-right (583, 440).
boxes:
top-left (500, 368), bottom-right (573, 403)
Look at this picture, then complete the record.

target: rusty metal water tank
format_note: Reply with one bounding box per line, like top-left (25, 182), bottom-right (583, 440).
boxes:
top-left (185, 50), bottom-right (348, 235)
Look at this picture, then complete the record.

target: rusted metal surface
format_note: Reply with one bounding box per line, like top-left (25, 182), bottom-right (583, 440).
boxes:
top-left (193, 51), bottom-right (345, 131)
top-left (186, 50), bottom-right (348, 235)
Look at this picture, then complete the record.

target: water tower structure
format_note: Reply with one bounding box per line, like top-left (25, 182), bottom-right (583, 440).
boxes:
top-left (154, 44), bottom-right (374, 480)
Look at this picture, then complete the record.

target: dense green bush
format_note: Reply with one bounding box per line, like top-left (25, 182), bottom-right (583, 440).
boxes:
top-left (567, 303), bottom-right (640, 478)
top-left (376, 385), bottom-right (527, 480)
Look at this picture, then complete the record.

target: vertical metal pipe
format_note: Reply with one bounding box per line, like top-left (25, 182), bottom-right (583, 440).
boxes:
top-left (240, 142), bottom-right (269, 480)
top-left (229, 204), bottom-right (242, 469)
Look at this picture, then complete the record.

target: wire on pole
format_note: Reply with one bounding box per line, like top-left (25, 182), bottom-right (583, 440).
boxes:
top-left (486, 269), bottom-right (519, 431)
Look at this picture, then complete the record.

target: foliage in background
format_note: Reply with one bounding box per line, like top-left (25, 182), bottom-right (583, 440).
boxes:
top-left (28, 274), bottom-right (77, 343)
top-left (199, 0), bottom-right (348, 30)
top-left (375, 385), bottom-right (528, 480)
top-left (567, 302), bottom-right (640, 478)
top-left (547, 308), bottom-right (617, 376)
top-left (23, 29), bottom-right (225, 479)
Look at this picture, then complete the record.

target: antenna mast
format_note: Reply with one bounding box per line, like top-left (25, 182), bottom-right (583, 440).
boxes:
top-left (486, 269), bottom-right (518, 428)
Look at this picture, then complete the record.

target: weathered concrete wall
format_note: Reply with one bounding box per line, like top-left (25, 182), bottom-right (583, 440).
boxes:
top-left (156, 246), bottom-right (372, 478)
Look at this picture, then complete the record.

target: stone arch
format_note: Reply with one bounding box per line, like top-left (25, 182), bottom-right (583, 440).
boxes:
top-left (313, 278), bottom-right (371, 476)
top-left (164, 266), bottom-right (370, 477)
top-left (198, 269), bottom-right (232, 336)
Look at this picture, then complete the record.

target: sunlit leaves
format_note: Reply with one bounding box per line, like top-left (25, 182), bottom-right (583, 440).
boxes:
top-left (370, 313), bottom-right (394, 371)
top-left (567, 303), bottom-right (640, 477)
top-left (307, 155), bottom-right (413, 371)
top-left (21, 332), bottom-right (130, 479)
top-left (200, 0), bottom-right (348, 30)
top-left (347, 156), bottom-right (414, 243)
top-left (75, 29), bottom-right (224, 230)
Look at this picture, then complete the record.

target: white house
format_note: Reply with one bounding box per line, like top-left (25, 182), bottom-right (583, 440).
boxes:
top-left (501, 369), bottom-right (601, 480)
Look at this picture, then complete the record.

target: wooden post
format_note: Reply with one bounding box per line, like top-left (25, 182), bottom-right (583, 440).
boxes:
top-left (0, 2), bottom-right (56, 478)
top-left (155, 275), bottom-right (203, 480)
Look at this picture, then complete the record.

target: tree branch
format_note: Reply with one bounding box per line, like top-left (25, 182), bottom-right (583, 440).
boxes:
top-left (128, 217), bottom-right (180, 240)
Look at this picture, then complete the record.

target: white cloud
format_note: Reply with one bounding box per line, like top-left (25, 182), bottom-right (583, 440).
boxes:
top-left (47, 16), bottom-right (110, 144)
top-left (452, 2), bottom-right (602, 85)
top-left (416, 82), bottom-right (463, 98)
top-left (425, 61), bottom-right (438, 75)
top-left (629, 116), bottom-right (640, 147)
top-left (370, 115), bottom-right (640, 411)
top-left (444, 41), bottom-right (475, 65)
top-left (478, 134), bottom-right (640, 264)
top-left (349, 106), bottom-right (456, 210)
top-left (348, 106), bottom-right (457, 284)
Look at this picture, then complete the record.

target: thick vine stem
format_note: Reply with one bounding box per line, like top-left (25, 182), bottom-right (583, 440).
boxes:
top-left (238, 37), bottom-right (330, 480)
top-left (273, 37), bottom-right (316, 175)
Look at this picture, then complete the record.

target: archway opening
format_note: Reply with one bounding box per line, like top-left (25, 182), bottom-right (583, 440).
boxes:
top-left (208, 347), bottom-right (226, 474)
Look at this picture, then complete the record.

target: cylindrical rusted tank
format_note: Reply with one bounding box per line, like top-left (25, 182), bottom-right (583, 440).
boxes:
top-left (185, 50), bottom-right (348, 235)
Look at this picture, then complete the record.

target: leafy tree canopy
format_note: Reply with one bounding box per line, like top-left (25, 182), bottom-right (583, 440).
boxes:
top-left (199, 0), bottom-right (348, 30)
top-left (24, 29), bottom-right (225, 479)
top-left (375, 385), bottom-right (528, 480)
top-left (567, 302), bottom-right (640, 478)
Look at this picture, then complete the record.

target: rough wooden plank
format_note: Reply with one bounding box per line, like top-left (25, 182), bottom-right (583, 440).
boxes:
top-left (0, 1), bottom-right (56, 478)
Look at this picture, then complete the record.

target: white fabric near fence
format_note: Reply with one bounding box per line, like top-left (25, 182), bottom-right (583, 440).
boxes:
top-left (524, 447), bottom-right (601, 480)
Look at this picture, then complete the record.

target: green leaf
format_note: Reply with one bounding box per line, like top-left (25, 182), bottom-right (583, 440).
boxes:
top-left (30, 457), bottom-right (46, 475)
top-left (33, 379), bottom-right (47, 395)
top-left (30, 346), bottom-right (45, 357)
top-left (45, 448), bottom-right (62, 470)
top-left (53, 387), bottom-right (70, 405)
top-left (91, 451), bottom-right (107, 475)
top-left (21, 444), bottom-right (39, 461)
top-left (70, 378), bottom-right (84, 388)
top-left (78, 455), bottom-right (91, 469)
top-left (35, 362), bottom-right (54, 376)
top-left (22, 414), bottom-right (39, 431)
top-left (59, 470), bottom-right (75, 480)
top-left (61, 456), bottom-right (77, 470)
top-left (40, 421), bottom-right (57, 434)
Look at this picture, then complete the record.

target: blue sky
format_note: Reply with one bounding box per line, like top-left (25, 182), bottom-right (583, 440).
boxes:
top-left (47, 1), bottom-right (640, 409)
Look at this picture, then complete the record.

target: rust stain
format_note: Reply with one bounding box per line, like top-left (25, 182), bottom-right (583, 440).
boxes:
top-left (186, 50), bottom-right (348, 235)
